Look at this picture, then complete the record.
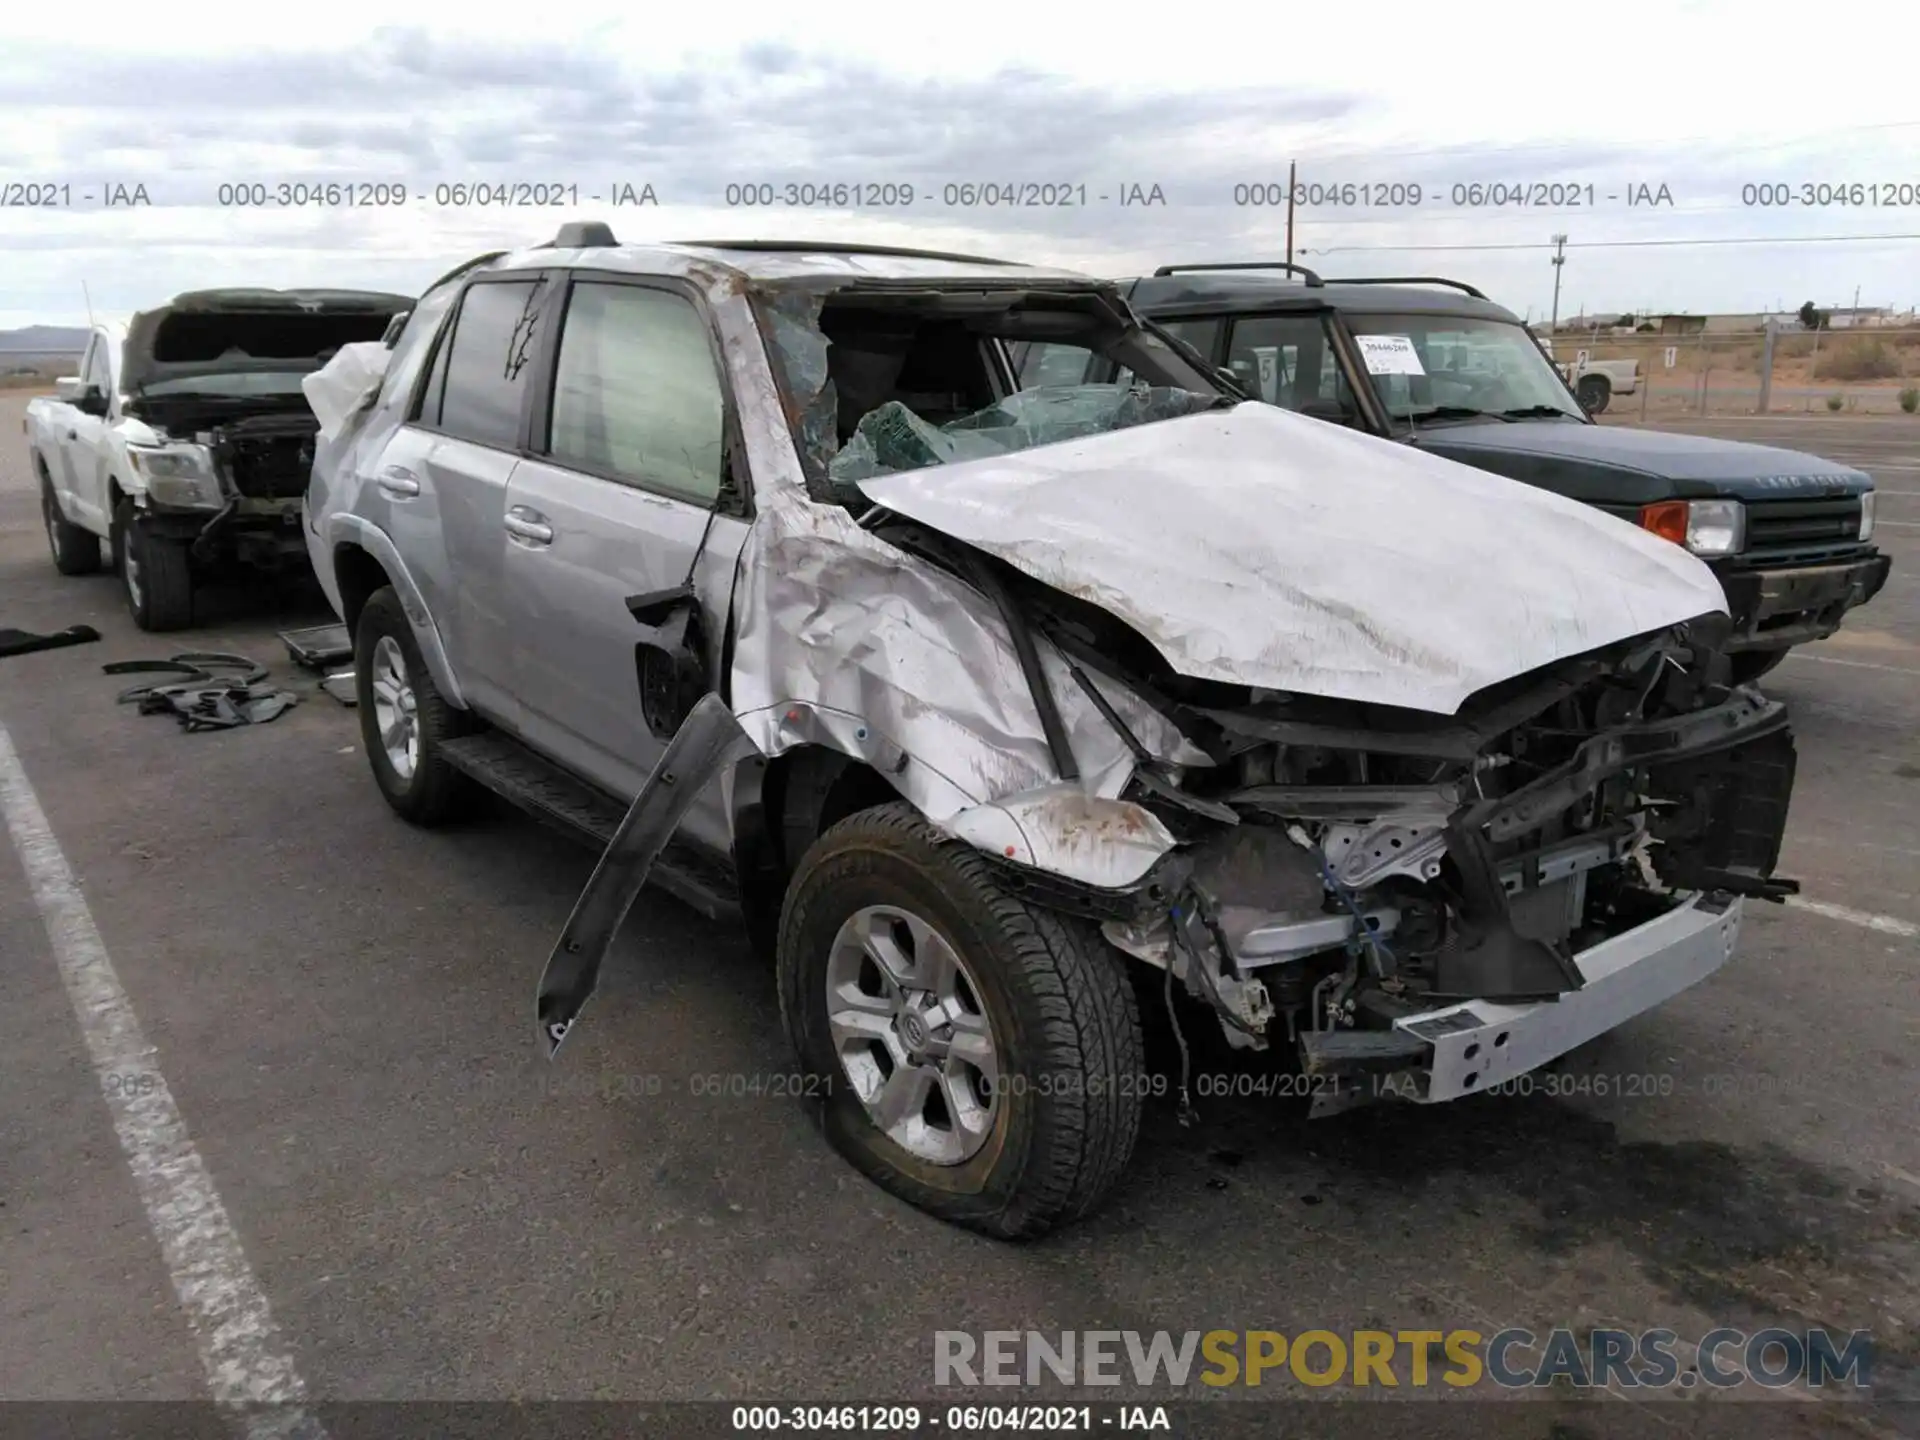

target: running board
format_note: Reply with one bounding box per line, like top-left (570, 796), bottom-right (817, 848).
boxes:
top-left (437, 731), bottom-right (742, 924)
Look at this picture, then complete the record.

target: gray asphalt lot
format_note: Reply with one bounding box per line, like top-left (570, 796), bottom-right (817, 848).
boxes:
top-left (2, 396), bottom-right (1916, 1433)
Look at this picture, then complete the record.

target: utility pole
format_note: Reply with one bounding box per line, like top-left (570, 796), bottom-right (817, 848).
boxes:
top-left (1549, 234), bottom-right (1568, 332)
top-left (1285, 160), bottom-right (1297, 268)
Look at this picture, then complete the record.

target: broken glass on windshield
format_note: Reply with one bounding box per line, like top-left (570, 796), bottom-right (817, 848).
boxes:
top-left (827, 384), bottom-right (1225, 485)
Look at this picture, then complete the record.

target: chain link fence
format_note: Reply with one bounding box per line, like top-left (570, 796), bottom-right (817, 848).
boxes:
top-left (1550, 324), bottom-right (1920, 419)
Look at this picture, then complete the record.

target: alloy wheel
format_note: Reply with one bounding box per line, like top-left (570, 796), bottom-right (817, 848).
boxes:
top-left (823, 904), bottom-right (1001, 1165)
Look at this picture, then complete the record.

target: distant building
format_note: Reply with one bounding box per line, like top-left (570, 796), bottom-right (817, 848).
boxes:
top-left (1825, 306), bottom-right (1892, 329)
top-left (1655, 314), bottom-right (1709, 336)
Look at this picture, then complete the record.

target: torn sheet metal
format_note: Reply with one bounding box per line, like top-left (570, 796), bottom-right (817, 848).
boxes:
top-left (856, 402), bottom-right (1730, 716)
top-left (727, 496), bottom-right (1210, 834)
top-left (301, 341), bottom-right (391, 444)
top-left (944, 784), bottom-right (1180, 888)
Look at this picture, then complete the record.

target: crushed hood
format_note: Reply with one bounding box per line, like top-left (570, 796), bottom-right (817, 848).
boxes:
top-left (856, 402), bottom-right (1728, 715)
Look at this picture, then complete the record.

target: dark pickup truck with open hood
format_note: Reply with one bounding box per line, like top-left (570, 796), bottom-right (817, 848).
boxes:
top-left (1019, 265), bottom-right (1892, 684)
top-left (27, 287), bottom-right (413, 630)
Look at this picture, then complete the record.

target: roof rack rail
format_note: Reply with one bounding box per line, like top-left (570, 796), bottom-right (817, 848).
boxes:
top-left (671, 239), bottom-right (1021, 266)
top-left (1322, 275), bottom-right (1488, 300)
top-left (545, 221), bottom-right (618, 249)
top-left (1152, 261), bottom-right (1324, 286)
top-left (421, 251), bottom-right (508, 294)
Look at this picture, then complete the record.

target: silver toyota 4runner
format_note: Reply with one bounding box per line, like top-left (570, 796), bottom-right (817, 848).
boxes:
top-left (305, 223), bottom-right (1799, 1238)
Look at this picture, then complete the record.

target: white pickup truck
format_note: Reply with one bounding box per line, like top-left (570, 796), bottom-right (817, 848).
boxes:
top-left (27, 288), bottom-right (411, 630)
top-left (1536, 335), bottom-right (1639, 414)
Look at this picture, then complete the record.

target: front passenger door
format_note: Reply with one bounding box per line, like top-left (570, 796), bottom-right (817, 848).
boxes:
top-left (502, 277), bottom-right (750, 810)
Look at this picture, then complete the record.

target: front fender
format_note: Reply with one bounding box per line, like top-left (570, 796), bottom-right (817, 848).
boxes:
top-left (324, 512), bottom-right (469, 710)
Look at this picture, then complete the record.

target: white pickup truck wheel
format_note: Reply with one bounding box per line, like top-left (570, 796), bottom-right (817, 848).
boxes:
top-left (41, 476), bottom-right (102, 576)
top-left (112, 500), bottom-right (194, 631)
top-left (1575, 374), bottom-right (1612, 414)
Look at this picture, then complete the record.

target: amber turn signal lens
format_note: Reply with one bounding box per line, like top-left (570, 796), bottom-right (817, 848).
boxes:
top-left (1637, 501), bottom-right (1689, 545)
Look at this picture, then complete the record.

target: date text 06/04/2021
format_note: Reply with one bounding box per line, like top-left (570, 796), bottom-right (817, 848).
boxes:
top-left (730, 1405), bottom-right (1170, 1433)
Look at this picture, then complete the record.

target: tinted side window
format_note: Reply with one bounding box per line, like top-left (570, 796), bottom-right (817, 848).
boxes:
top-left (545, 283), bottom-right (725, 505)
top-left (435, 280), bottom-right (546, 449)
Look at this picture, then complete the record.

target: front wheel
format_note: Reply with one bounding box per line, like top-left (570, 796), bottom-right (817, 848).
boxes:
top-left (777, 803), bottom-right (1144, 1239)
top-left (112, 500), bottom-right (194, 631)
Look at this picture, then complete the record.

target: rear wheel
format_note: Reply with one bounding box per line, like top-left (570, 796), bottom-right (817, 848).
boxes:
top-left (353, 586), bottom-right (477, 825)
top-left (41, 475), bottom-right (101, 576)
top-left (1575, 374), bottom-right (1612, 414)
top-left (112, 499), bottom-right (194, 631)
top-left (777, 803), bottom-right (1144, 1239)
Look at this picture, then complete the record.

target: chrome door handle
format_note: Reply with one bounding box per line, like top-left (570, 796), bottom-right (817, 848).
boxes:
top-left (377, 465), bottom-right (420, 498)
top-left (504, 509), bottom-right (553, 545)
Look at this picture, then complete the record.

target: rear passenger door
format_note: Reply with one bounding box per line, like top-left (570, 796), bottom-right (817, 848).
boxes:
top-left (386, 273), bottom-right (553, 729)
top-left (501, 275), bottom-right (751, 807)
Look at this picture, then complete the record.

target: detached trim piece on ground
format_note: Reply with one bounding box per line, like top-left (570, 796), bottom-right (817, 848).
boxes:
top-left (0, 624), bottom-right (101, 659)
top-left (105, 652), bottom-right (299, 731)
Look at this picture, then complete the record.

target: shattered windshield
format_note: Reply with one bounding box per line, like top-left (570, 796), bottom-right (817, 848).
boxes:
top-left (828, 385), bottom-right (1223, 483)
top-left (1345, 314), bottom-right (1583, 423)
top-left (757, 286), bottom-right (1233, 501)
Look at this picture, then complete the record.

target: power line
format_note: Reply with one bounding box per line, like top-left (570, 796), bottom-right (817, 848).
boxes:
top-left (1300, 231), bottom-right (1920, 255)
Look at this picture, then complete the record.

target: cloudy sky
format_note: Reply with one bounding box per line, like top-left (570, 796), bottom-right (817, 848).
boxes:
top-left (4, 0), bottom-right (1917, 329)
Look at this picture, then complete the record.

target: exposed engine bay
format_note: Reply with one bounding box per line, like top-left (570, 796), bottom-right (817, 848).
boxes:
top-left (872, 517), bottom-right (1797, 1108)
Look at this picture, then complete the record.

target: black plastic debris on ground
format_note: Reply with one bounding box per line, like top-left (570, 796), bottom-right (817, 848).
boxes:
top-left (104, 652), bottom-right (299, 732)
top-left (279, 623), bottom-right (354, 671)
top-left (1, 624), bottom-right (101, 659)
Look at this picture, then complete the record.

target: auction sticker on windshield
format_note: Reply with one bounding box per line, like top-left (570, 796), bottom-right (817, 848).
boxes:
top-left (1356, 334), bottom-right (1425, 375)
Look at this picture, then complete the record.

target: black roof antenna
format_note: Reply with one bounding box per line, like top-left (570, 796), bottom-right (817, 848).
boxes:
top-left (547, 221), bottom-right (618, 249)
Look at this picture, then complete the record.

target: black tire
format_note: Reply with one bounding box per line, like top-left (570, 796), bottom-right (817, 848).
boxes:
top-left (1575, 374), bottom-right (1612, 414)
top-left (1729, 650), bottom-right (1787, 686)
top-left (41, 472), bottom-right (101, 576)
top-left (353, 585), bottom-right (477, 825)
top-left (777, 802), bottom-right (1144, 1239)
top-left (112, 499), bottom-right (194, 631)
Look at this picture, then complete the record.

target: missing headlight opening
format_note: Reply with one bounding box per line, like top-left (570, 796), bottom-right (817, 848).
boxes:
top-left (1086, 617), bottom-right (1798, 1112)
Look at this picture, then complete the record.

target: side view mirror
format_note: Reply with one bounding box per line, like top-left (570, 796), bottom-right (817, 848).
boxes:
top-left (76, 387), bottom-right (111, 417)
top-left (54, 375), bottom-right (84, 403)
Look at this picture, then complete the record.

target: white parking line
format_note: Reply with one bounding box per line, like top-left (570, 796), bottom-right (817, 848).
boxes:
top-left (1784, 896), bottom-right (1920, 940)
top-left (1783, 652), bottom-right (1920, 677)
top-left (0, 723), bottom-right (325, 1440)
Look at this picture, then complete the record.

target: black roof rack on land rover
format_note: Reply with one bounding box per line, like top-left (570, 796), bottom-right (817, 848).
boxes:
top-left (1322, 275), bottom-right (1489, 300)
top-left (1152, 262), bottom-right (1325, 286)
